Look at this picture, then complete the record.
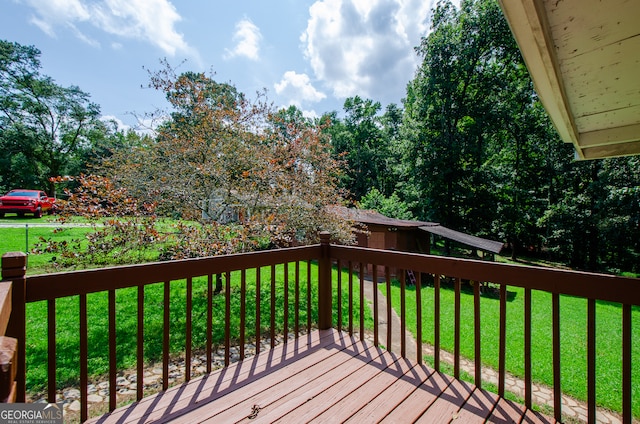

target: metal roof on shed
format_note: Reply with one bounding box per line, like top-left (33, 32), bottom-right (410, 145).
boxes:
top-left (420, 226), bottom-right (505, 255)
top-left (329, 206), bottom-right (437, 228)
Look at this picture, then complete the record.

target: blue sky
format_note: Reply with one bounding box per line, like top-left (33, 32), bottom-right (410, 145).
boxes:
top-left (1, 0), bottom-right (452, 130)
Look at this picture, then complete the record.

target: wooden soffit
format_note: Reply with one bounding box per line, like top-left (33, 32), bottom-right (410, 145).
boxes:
top-left (497, 0), bottom-right (640, 160)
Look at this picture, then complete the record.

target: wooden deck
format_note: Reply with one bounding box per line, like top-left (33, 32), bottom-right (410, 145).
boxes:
top-left (87, 329), bottom-right (555, 424)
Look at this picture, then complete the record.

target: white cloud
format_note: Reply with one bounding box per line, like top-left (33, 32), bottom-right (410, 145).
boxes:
top-left (23, 0), bottom-right (90, 38)
top-left (24, 0), bottom-right (91, 25)
top-left (301, 0), bottom-right (434, 103)
top-left (100, 114), bottom-right (130, 132)
top-left (19, 0), bottom-right (194, 56)
top-left (94, 0), bottom-right (192, 56)
top-left (274, 71), bottom-right (326, 107)
top-left (302, 109), bottom-right (319, 119)
top-left (224, 18), bottom-right (262, 61)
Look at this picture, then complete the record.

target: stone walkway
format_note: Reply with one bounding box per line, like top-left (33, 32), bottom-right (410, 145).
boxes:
top-left (361, 279), bottom-right (626, 424)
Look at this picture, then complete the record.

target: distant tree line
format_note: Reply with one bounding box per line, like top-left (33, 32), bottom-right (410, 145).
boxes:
top-left (1, 0), bottom-right (639, 273)
top-left (327, 0), bottom-right (640, 274)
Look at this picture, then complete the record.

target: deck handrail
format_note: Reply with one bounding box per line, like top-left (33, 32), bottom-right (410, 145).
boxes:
top-left (0, 252), bottom-right (25, 404)
top-left (328, 244), bottom-right (638, 424)
top-left (329, 245), bottom-right (640, 305)
top-left (1, 234), bottom-right (638, 423)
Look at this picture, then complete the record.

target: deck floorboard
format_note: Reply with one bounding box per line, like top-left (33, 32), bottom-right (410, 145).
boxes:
top-left (87, 329), bottom-right (555, 424)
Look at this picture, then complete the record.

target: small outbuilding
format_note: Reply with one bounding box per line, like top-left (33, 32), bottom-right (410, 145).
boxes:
top-left (331, 206), bottom-right (505, 277)
top-left (331, 207), bottom-right (436, 253)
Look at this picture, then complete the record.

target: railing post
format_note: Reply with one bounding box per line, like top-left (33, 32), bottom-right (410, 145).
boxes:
top-left (318, 232), bottom-right (332, 330)
top-left (1, 252), bottom-right (26, 403)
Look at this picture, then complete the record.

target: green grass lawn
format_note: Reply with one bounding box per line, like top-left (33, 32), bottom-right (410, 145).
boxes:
top-left (0, 216), bottom-right (178, 274)
top-left (389, 280), bottom-right (640, 417)
top-left (0, 217), bottom-right (97, 273)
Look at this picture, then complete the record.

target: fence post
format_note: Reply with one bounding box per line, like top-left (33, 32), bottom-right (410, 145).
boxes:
top-left (318, 232), bottom-right (332, 330)
top-left (1, 252), bottom-right (27, 402)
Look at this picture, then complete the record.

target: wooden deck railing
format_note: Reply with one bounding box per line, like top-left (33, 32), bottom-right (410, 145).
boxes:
top-left (329, 245), bottom-right (638, 424)
top-left (1, 233), bottom-right (638, 423)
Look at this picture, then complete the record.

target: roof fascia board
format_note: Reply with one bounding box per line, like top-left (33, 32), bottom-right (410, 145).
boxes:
top-left (583, 140), bottom-right (640, 160)
top-left (579, 123), bottom-right (640, 148)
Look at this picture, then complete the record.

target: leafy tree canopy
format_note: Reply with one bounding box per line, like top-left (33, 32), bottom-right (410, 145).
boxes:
top-left (0, 39), bottom-right (101, 195)
top-left (100, 61), bottom-right (352, 247)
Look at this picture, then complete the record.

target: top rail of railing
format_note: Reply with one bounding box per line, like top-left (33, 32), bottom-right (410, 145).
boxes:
top-left (24, 245), bottom-right (320, 302)
top-left (330, 245), bottom-right (640, 305)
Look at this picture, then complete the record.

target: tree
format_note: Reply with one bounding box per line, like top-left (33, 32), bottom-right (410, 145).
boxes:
top-left (402, 0), bottom-right (561, 257)
top-left (79, 118), bottom-right (152, 170)
top-left (327, 96), bottom-right (402, 201)
top-left (540, 156), bottom-right (640, 272)
top-left (0, 40), bottom-right (101, 195)
top-left (359, 187), bottom-right (414, 220)
top-left (101, 62), bottom-right (352, 247)
top-left (37, 174), bottom-right (161, 268)
top-left (403, 0), bottom-right (500, 230)
top-left (598, 157), bottom-right (640, 273)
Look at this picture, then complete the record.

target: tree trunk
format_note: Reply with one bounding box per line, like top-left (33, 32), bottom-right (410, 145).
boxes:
top-left (214, 274), bottom-right (223, 294)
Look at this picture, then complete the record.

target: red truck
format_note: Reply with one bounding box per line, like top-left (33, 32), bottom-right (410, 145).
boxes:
top-left (0, 189), bottom-right (56, 218)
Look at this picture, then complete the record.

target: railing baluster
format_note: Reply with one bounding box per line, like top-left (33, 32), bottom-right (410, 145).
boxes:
top-left (474, 280), bottom-right (481, 388)
top-left (225, 271), bottom-right (231, 366)
top-left (137, 285), bottom-right (144, 401)
top-left (240, 270), bottom-right (246, 360)
top-left (295, 262), bottom-right (300, 338)
top-left (386, 266), bottom-right (392, 353)
top-left (622, 304), bottom-right (631, 424)
top-left (109, 289), bottom-right (116, 409)
top-left (498, 284), bottom-right (507, 397)
top-left (318, 233), bottom-right (332, 330)
top-left (185, 277), bottom-right (192, 381)
top-left (348, 261), bottom-right (353, 337)
top-left (207, 275), bottom-right (213, 373)
top-left (255, 268), bottom-right (261, 354)
top-left (359, 262), bottom-right (364, 341)
top-left (2, 252), bottom-right (26, 403)
top-left (283, 263), bottom-right (289, 342)
top-left (162, 281), bottom-right (170, 391)
top-left (270, 265), bottom-right (276, 348)
top-left (306, 261), bottom-right (312, 332)
top-left (434, 274), bottom-right (441, 372)
top-left (400, 269), bottom-right (406, 358)
top-left (80, 293), bottom-right (88, 423)
top-left (454, 277), bottom-right (461, 379)
top-left (372, 265), bottom-right (378, 347)
top-left (524, 287), bottom-right (532, 408)
top-left (47, 299), bottom-right (55, 403)
top-left (587, 298), bottom-right (596, 423)
top-left (416, 272), bottom-right (422, 365)
top-left (337, 259), bottom-right (342, 331)
top-left (552, 292), bottom-right (562, 421)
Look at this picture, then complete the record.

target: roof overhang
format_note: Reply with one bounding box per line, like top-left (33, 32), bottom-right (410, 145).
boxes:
top-left (497, 0), bottom-right (640, 160)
